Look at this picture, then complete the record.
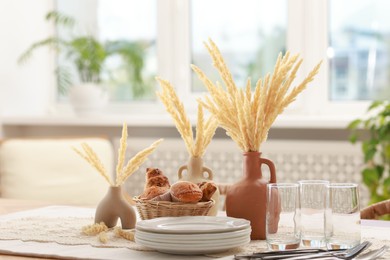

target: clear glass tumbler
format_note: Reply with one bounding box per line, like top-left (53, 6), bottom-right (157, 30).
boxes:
top-left (299, 180), bottom-right (329, 248)
top-left (326, 183), bottom-right (361, 249)
top-left (266, 183), bottom-right (300, 250)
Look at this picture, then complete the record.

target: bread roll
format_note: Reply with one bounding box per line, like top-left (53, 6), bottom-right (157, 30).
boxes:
top-left (170, 181), bottom-right (202, 203)
top-left (140, 168), bottom-right (170, 200)
top-left (145, 168), bottom-right (163, 182)
top-left (140, 186), bottom-right (168, 200)
top-left (144, 168), bottom-right (170, 189)
top-left (150, 190), bottom-right (172, 201)
top-left (198, 181), bottom-right (217, 202)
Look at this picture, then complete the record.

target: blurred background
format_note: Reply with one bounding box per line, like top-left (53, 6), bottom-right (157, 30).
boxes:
top-left (1, 0), bottom-right (390, 206)
top-left (2, 0), bottom-right (390, 121)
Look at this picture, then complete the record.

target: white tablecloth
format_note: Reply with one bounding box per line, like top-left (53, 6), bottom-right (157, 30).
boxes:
top-left (0, 206), bottom-right (389, 260)
top-left (0, 206), bottom-right (234, 259)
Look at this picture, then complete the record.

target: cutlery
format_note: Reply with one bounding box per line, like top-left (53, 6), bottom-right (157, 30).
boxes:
top-left (235, 241), bottom-right (371, 260)
top-left (353, 245), bottom-right (388, 260)
top-left (235, 249), bottom-right (342, 259)
top-left (301, 245), bottom-right (388, 260)
top-left (275, 241), bottom-right (371, 260)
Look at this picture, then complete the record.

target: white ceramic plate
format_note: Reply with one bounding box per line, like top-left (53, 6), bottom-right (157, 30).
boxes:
top-left (135, 229), bottom-right (250, 245)
top-left (135, 233), bottom-right (249, 247)
top-left (135, 226), bottom-right (251, 242)
top-left (135, 236), bottom-right (250, 255)
top-left (135, 235), bottom-right (249, 249)
top-left (136, 216), bottom-right (250, 234)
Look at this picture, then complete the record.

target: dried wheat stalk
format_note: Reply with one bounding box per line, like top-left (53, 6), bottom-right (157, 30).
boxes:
top-left (73, 144), bottom-right (113, 186)
top-left (73, 123), bottom-right (163, 186)
top-left (115, 227), bottom-right (135, 241)
top-left (116, 138), bottom-right (163, 186)
top-left (82, 222), bottom-right (108, 236)
top-left (115, 122), bottom-right (128, 184)
top-left (156, 77), bottom-right (218, 157)
top-left (193, 38), bottom-right (322, 152)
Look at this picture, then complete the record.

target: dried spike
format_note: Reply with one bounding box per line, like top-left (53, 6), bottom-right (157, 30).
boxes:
top-left (196, 40), bottom-right (321, 152)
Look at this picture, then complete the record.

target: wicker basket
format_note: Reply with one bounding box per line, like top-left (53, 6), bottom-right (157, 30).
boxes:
top-left (133, 196), bottom-right (214, 220)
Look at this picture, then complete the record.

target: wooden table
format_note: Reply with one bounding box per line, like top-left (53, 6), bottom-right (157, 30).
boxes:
top-left (0, 199), bottom-right (52, 215)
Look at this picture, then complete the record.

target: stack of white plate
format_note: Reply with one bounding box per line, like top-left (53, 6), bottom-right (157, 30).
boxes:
top-left (135, 216), bottom-right (251, 255)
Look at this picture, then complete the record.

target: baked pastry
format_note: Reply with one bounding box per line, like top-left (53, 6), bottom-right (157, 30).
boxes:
top-left (198, 181), bottom-right (217, 202)
top-left (140, 168), bottom-right (170, 200)
top-left (140, 186), bottom-right (169, 200)
top-left (170, 181), bottom-right (202, 203)
top-left (145, 167), bottom-right (164, 181)
top-left (150, 190), bottom-right (172, 201)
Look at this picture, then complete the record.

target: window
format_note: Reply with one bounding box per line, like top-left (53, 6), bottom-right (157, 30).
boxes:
top-left (191, 0), bottom-right (287, 91)
top-left (329, 0), bottom-right (390, 101)
top-left (53, 0), bottom-right (388, 119)
top-left (56, 0), bottom-right (157, 102)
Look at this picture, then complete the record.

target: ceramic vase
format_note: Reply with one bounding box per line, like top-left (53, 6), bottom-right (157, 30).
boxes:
top-left (225, 151), bottom-right (277, 240)
top-left (178, 156), bottom-right (220, 216)
top-left (95, 185), bottom-right (136, 229)
top-left (69, 83), bottom-right (108, 116)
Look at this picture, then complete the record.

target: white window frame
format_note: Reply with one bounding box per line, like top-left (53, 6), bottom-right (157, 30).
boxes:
top-left (55, 0), bottom-right (370, 122)
top-left (289, 0), bottom-right (370, 118)
top-left (167, 0), bottom-right (370, 119)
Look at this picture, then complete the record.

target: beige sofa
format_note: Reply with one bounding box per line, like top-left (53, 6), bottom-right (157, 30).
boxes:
top-left (0, 137), bottom-right (114, 206)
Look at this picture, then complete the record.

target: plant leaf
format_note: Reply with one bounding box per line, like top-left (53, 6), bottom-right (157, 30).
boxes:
top-left (349, 133), bottom-right (358, 144)
top-left (55, 66), bottom-right (73, 94)
top-left (347, 119), bottom-right (362, 130)
top-left (376, 165), bottom-right (384, 179)
top-left (45, 11), bottom-right (75, 28)
top-left (368, 100), bottom-right (383, 111)
top-left (383, 177), bottom-right (390, 194)
top-left (362, 140), bottom-right (377, 162)
top-left (18, 37), bottom-right (64, 64)
top-left (68, 37), bottom-right (106, 83)
top-left (362, 167), bottom-right (380, 187)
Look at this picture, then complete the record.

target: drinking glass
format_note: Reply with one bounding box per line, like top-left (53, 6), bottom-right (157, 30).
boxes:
top-left (266, 183), bottom-right (300, 250)
top-left (298, 180), bottom-right (329, 248)
top-left (326, 183), bottom-right (361, 249)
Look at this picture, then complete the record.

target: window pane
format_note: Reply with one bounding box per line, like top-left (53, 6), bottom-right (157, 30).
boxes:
top-left (57, 0), bottom-right (157, 102)
top-left (329, 0), bottom-right (390, 101)
top-left (191, 0), bottom-right (287, 92)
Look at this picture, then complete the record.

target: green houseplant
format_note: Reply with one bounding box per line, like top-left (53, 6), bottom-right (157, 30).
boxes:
top-left (19, 11), bottom-right (150, 114)
top-left (348, 100), bottom-right (390, 207)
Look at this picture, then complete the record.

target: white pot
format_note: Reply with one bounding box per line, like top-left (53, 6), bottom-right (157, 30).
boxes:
top-left (69, 83), bottom-right (108, 116)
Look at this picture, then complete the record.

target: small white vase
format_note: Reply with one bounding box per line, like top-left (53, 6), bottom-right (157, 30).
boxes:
top-left (69, 83), bottom-right (108, 116)
top-left (178, 156), bottom-right (220, 216)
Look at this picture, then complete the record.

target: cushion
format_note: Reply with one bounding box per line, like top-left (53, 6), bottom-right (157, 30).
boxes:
top-left (0, 137), bottom-right (114, 205)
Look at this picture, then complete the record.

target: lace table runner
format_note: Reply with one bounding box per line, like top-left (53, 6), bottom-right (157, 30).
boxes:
top-left (0, 216), bottom-right (150, 251)
top-left (0, 206), bottom-right (389, 259)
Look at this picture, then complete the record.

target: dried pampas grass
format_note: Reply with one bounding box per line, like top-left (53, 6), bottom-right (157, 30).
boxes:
top-left (156, 77), bottom-right (218, 157)
top-left (82, 222), bottom-right (108, 236)
top-left (193, 39), bottom-right (322, 152)
top-left (73, 123), bottom-right (163, 186)
top-left (114, 227), bottom-right (135, 241)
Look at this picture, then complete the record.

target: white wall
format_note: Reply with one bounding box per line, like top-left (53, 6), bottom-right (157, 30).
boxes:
top-left (0, 0), bottom-right (55, 116)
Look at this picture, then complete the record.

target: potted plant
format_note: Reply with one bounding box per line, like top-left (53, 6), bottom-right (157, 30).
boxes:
top-left (348, 100), bottom-right (390, 207)
top-left (18, 11), bottom-right (149, 115)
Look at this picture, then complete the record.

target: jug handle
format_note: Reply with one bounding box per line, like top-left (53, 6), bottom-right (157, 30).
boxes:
top-left (260, 157), bottom-right (276, 183)
top-left (202, 166), bottom-right (213, 180)
top-left (177, 165), bottom-right (187, 179)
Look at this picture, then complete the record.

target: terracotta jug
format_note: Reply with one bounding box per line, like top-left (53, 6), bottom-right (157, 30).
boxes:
top-left (95, 186), bottom-right (136, 229)
top-left (225, 151), bottom-right (276, 240)
top-left (178, 156), bottom-right (220, 216)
